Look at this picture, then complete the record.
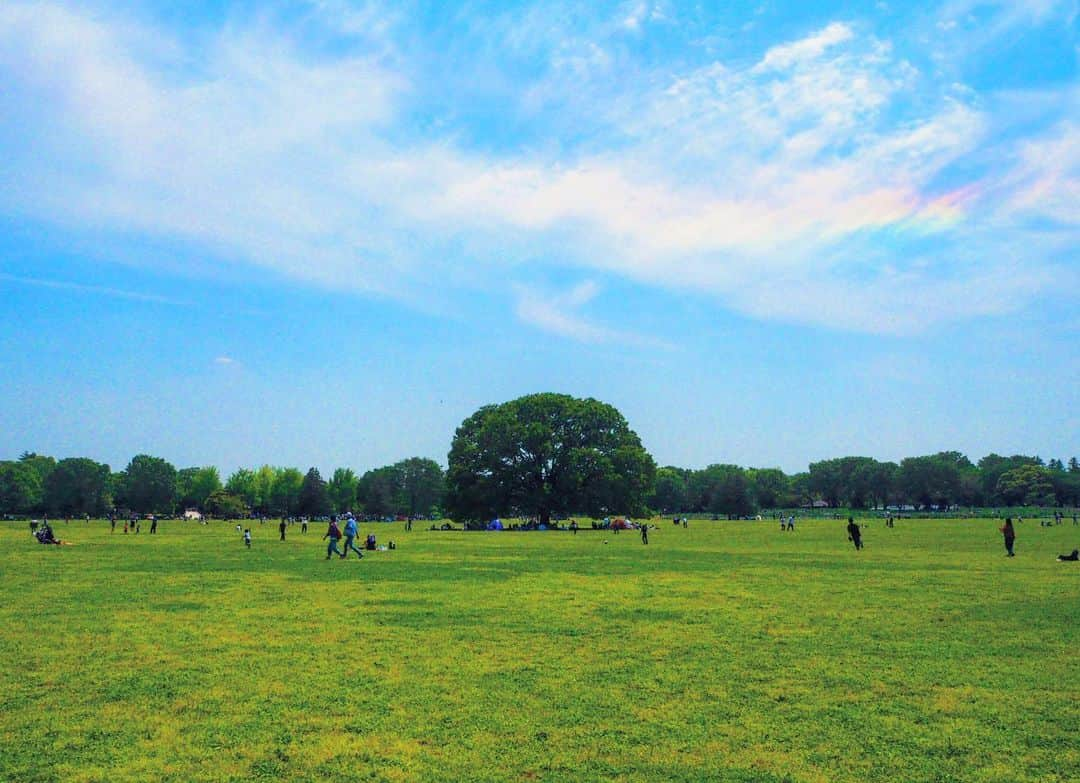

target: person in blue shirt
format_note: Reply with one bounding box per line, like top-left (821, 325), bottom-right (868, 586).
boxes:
top-left (341, 513), bottom-right (364, 560)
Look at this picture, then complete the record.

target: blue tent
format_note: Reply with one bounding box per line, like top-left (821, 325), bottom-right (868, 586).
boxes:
top-left (486, 518), bottom-right (504, 531)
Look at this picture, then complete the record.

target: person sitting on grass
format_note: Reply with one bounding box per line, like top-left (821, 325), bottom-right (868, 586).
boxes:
top-left (1057, 549), bottom-right (1079, 562)
top-left (323, 517), bottom-right (344, 559)
top-left (34, 521), bottom-right (62, 545)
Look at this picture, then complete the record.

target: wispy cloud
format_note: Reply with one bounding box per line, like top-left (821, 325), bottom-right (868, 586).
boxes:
top-left (754, 21), bottom-right (855, 72)
top-left (0, 1), bottom-right (1075, 336)
top-left (514, 280), bottom-right (669, 347)
top-left (0, 272), bottom-right (194, 306)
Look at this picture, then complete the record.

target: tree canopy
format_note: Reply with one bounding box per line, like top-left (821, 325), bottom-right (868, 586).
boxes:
top-left (444, 393), bottom-right (656, 526)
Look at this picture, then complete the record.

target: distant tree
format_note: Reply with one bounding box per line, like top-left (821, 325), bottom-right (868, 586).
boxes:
top-left (1047, 458), bottom-right (1065, 472)
top-left (0, 460), bottom-right (42, 514)
top-left (327, 468), bottom-right (359, 514)
top-left (651, 466), bottom-right (690, 512)
top-left (225, 468), bottom-right (258, 509)
top-left (395, 457), bottom-right (444, 518)
top-left (978, 454), bottom-right (1043, 505)
top-left (357, 465), bottom-right (399, 518)
top-left (747, 468), bottom-right (788, 510)
top-left (1069, 457), bottom-right (1079, 473)
top-left (175, 467), bottom-right (201, 510)
top-left (298, 468), bottom-right (331, 517)
top-left (44, 458), bottom-right (111, 516)
top-left (788, 472), bottom-right (812, 508)
top-left (445, 393), bottom-right (655, 526)
top-left (692, 464), bottom-right (755, 519)
top-left (270, 468), bottom-right (304, 517)
top-left (121, 454), bottom-right (177, 514)
top-left (996, 465), bottom-right (1056, 507)
top-left (252, 465), bottom-right (277, 515)
top-left (205, 490), bottom-right (247, 519)
top-left (898, 453), bottom-right (970, 509)
top-left (17, 452), bottom-right (55, 513)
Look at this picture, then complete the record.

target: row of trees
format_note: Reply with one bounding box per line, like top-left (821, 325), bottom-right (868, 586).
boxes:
top-left (649, 453), bottom-right (1080, 517)
top-left (3, 396), bottom-right (1078, 522)
top-left (0, 452), bottom-right (445, 519)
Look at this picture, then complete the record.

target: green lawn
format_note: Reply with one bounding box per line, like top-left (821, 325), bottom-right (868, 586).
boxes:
top-left (1, 517), bottom-right (1077, 782)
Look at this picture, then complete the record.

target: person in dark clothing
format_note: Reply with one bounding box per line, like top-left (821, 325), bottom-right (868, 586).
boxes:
top-left (847, 517), bottom-right (863, 550)
top-left (570, 520), bottom-right (578, 535)
top-left (110, 515), bottom-right (116, 533)
top-left (323, 518), bottom-right (344, 559)
top-left (1056, 549), bottom-right (1078, 562)
top-left (1000, 518), bottom-right (1016, 557)
top-left (279, 519), bottom-right (287, 542)
top-left (149, 518), bottom-right (157, 534)
top-left (640, 524), bottom-right (649, 545)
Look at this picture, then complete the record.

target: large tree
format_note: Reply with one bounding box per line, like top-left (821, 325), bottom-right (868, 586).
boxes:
top-left (120, 454), bottom-right (177, 514)
top-left (44, 458), bottom-right (112, 516)
top-left (445, 393), bottom-right (655, 526)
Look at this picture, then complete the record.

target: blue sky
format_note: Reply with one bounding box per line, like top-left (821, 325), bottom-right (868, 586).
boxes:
top-left (0, 0), bottom-right (1077, 475)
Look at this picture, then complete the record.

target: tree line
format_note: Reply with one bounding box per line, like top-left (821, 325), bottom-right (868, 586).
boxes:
top-left (651, 453), bottom-right (1080, 518)
top-left (0, 453), bottom-right (444, 519)
top-left (2, 395), bottom-right (1078, 521)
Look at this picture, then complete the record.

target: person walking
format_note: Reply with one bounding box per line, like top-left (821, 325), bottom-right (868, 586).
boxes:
top-left (150, 518), bottom-right (157, 534)
top-left (341, 514), bottom-right (364, 559)
top-left (279, 518), bottom-right (287, 542)
top-left (847, 517), bottom-right (863, 550)
top-left (640, 523), bottom-right (649, 545)
top-left (110, 515), bottom-right (116, 533)
top-left (301, 517), bottom-right (308, 534)
top-left (570, 520), bottom-right (578, 536)
top-left (1000, 517), bottom-right (1016, 557)
top-left (243, 528), bottom-right (252, 548)
top-left (323, 517), bottom-right (344, 559)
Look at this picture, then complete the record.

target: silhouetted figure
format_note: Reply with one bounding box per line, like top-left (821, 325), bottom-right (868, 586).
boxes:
top-left (279, 519), bottom-right (287, 542)
top-left (641, 524), bottom-right (649, 545)
top-left (1057, 549), bottom-right (1078, 562)
top-left (847, 517), bottom-right (863, 550)
top-left (150, 518), bottom-right (157, 534)
top-left (1000, 518), bottom-right (1016, 557)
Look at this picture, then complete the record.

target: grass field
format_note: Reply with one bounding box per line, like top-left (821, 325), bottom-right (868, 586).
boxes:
top-left (1, 517), bottom-right (1077, 783)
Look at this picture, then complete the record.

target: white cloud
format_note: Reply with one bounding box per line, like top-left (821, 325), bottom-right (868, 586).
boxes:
top-left (513, 281), bottom-right (666, 346)
top-left (754, 22), bottom-right (854, 72)
top-left (0, 2), bottom-right (1073, 338)
top-left (214, 356), bottom-right (237, 366)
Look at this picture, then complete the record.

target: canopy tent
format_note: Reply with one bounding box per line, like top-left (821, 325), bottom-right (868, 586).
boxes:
top-left (486, 518), bottom-right (504, 531)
